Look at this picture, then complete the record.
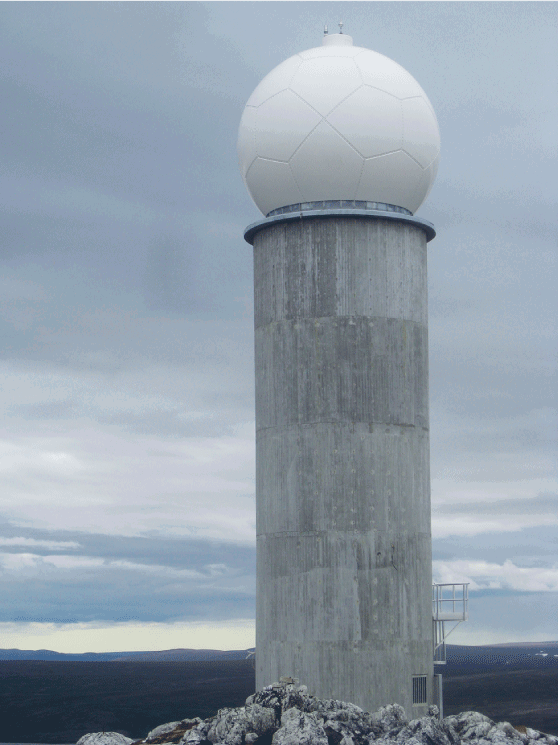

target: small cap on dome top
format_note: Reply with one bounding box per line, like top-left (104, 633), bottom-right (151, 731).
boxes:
top-left (322, 33), bottom-right (353, 46)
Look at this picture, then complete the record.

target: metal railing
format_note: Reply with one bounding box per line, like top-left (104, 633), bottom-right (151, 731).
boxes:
top-left (433, 583), bottom-right (469, 621)
top-left (432, 583), bottom-right (469, 664)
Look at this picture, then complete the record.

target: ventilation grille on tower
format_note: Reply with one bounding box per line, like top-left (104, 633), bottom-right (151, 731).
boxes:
top-left (412, 675), bottom-right (428, 705)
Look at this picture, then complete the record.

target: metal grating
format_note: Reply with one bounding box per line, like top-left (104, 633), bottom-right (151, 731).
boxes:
top-left (412, 675), bottom-right (427, 705)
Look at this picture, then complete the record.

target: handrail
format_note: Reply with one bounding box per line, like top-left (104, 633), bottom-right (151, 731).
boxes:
top-left (432, 583), bottom-right (469, 621)
top-left (432, 583), bottom-right (469, 664)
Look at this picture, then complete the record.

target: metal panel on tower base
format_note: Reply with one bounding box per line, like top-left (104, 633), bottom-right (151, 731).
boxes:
top-left (250, 215), bottom-right (434, 718)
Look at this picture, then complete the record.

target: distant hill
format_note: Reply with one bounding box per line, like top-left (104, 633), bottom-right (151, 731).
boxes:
top-left (441, 642), bottom-right (558, 675)
top-left (487, 641), bottom-right (558, 648)
top-left (0, 641), bottom-right (555, 662)
top-left (0, 647), bottom-right (255, 661)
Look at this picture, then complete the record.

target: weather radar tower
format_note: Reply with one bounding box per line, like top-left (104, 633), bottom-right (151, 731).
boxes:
top-left (238, 27), bottom-right (440, 718)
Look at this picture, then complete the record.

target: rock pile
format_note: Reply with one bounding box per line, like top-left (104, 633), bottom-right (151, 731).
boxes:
top-left (76, 679), bottom-right (557, 745)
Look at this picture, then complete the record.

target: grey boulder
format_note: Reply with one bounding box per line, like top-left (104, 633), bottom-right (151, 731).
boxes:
top-left (272, 707), bottom-right (328, 745)
top-left (77, 734), bottom-right (134, 745)
top-left (207, 703), bottom-right (277, 745)
top-left (146, 723), bottom-right (183, 743)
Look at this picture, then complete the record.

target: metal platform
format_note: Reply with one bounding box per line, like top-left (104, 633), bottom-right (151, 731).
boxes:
top-left (433, 583), bottom-right (469, 664)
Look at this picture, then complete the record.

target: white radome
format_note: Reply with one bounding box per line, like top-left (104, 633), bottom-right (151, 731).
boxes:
top-left (237, 33), bottom-right (440, 216)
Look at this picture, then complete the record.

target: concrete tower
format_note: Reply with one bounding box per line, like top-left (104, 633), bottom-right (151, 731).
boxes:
top-left (238, 30), bottom-right (440, 718)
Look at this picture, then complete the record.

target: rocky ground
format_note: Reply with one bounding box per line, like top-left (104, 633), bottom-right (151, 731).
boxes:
top-left (76, 678), bottom-right (558, 745)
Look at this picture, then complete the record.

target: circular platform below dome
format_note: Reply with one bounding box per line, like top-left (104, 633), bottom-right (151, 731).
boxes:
top-left (244, 207), bottom-right (436, 245)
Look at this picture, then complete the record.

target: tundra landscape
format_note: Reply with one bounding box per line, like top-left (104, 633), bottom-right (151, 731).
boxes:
top-left (0, 643), bottom-right (556, 744)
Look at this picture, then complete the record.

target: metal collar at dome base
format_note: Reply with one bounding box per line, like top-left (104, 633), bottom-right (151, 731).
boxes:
top-left (266, 200), bottom-right (413, 217)
top-left (243, 208), bottom-right (436, 245)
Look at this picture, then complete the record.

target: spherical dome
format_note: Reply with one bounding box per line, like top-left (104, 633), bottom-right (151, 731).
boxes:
top-left (237, 34), bottom-right (440, 216)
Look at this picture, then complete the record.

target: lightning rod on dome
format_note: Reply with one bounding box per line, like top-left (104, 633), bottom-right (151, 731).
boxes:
top-left (324, 24), bottom-right (328, 35)
top-left (338, 20), bottom-right (343, 33)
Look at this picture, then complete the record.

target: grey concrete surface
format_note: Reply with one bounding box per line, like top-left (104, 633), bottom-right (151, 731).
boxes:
top-left (250, 216), bottom-right (434, 717)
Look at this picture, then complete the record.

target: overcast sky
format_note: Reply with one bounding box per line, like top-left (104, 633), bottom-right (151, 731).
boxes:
top-left (0, 1), bottom-right (556, 653)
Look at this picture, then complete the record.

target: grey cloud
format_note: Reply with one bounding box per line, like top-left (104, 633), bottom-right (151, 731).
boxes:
top-left (96, 409), bottom-right (234, 439)
top-left (0, 521), bottom-right (256, 623)
top-left (143, 237), bottom-right (202, 314)
top-left (0, 521), bottom-right (256, 574)
top-left (433, 492), bottom-right (557, 516)
top-left (9, 401), bottom-right (77, 421)
top-left (429, 408), bottom-right (556, 488)
top-left (0, 1), bottom-right (556, 642)
top-left (432, 525), bottom-right (557, 566)
top-left (2, 577), bottom-right (255, 625)
top-left (454, 591), bottom-right (557, 645)
top-left (142, 233), bottom-right (253, 318)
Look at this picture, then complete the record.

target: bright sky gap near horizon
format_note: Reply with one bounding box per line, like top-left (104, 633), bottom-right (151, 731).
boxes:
top-left (0, 2), bottom-right (556, 653)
